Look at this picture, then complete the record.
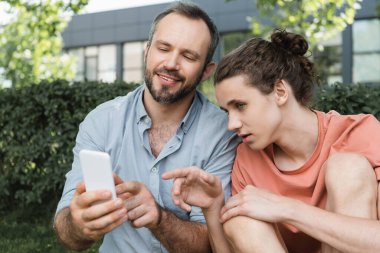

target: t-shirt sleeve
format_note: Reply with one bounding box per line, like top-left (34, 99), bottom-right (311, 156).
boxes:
top-left (329, 114), bottom-right (380, 180)
top-left (231, 145), bottom-right (248, 195)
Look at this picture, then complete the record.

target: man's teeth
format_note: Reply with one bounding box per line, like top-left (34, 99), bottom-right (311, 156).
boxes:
top-left (161, 75), bottom-right (176, 82)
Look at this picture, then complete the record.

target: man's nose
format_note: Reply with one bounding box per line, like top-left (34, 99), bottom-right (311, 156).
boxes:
top-left (164, 53), bottom-right (180, 70)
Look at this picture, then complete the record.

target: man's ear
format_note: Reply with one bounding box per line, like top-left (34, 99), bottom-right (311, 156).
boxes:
top-left (201, 62), bottom-right (216, 82)
top-left (143, 42), bottom-right (151, 62)
top-left (274, 79), bottom-right (289, 106)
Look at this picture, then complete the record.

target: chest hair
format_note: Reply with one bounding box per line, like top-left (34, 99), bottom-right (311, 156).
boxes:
top-left (148, 123), bottom-right (179, 157)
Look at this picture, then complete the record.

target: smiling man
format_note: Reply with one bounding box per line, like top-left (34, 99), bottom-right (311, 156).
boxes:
top-left (53, 2), bottom-right (239, 253)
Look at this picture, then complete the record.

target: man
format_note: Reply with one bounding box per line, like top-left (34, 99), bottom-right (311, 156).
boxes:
top-left (54, 2), bottom-right (239, 253)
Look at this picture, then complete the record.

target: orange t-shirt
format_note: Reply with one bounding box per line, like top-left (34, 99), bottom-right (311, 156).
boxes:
top-left (231, 110), bottom-right (380, 253)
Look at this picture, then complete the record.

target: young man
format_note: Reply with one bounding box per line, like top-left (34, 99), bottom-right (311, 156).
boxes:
top-left (54, 2), bottom-right (239, 253)
top-left (162, 30), bottom-right (380, 253)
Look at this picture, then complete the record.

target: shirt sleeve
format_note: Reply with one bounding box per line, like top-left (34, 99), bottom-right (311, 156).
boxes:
top-left (329, 114), bottom-right (380, 180)
top-left (189, 132), bottom-right (240, 223)
top-left (55, 108), bottom-right (108, 215)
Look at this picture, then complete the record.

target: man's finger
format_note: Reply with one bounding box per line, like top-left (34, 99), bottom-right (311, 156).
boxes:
top-left (76, 190), bottom-right (113, 208)
top-left (113, 173), bottom-right (124, 185)
top-left (85, 204), bottom-right (128, 230)
top-left (162, 168), bottom-right (192, 180)
top-left (75, 182), bottom-right (86, 196)
top-left (116, 181), bottom-right (142, 195)
top-left (82, 198), bottom-right (125, 221)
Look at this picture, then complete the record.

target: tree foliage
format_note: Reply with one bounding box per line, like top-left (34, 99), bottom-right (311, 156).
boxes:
top-left (0, 0), bottom-right (88, 88)
top-left (229, 0), bottom-right (362, 49)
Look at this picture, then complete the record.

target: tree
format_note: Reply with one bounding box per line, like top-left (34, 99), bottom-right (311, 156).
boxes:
top-left (0, 0), bottom-right (88, 88)
top-left (229, 0), bottom-right (362, 49)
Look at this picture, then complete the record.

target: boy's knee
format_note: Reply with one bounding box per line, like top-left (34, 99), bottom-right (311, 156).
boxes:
top-left (223, 216), bottom-right (245, 243)
top-left (325, 152), bottom-right (376, 202)
top-left (223, 216), bottom-right (284, 252)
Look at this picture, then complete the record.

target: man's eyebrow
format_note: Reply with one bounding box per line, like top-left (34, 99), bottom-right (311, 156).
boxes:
top-left (155, 40), bottom-right (171, 46)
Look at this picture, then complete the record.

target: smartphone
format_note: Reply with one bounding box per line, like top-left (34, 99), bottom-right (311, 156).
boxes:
top-left (79, 149), bottom-right (116, 200)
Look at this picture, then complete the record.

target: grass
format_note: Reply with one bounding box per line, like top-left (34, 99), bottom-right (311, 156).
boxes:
top-left (0, 210), bottom-right (100, 253)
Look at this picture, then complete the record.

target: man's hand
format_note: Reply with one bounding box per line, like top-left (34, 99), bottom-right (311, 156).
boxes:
top-left (162, 166), bottom-right (224, 212)
top-left (115, 181), bottom-right (162, 229)
top-left (69, 174), bottom-right (129, 241)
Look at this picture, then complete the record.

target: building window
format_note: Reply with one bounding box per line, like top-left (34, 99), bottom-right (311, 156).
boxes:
top-left (69, 44), bottom-right (116, 82)
top-left (98, 45), bottom-right (116, 82)
top-left (123, 41), bottom-right (145, 83)
top-left (353, 18), bottom-right (380, 84)
top-left (85, 46), bottom-right (98, 81)
top-left (313, 33), bottom-right (343, 85)
top-left (69, 48), bottom-right (84, 81)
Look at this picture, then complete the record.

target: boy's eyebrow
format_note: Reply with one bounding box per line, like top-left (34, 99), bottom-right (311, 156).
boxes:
top-left (219, 98), bottom-right (244, 112)
top-left (226, 99), bottom-right (243, 107)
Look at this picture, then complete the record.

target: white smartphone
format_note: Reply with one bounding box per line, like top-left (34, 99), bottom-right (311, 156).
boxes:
top-left (79, 149), bottom-right (116, 200)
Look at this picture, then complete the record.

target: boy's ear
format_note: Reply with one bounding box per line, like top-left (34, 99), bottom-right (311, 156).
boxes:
top-left (274, 79), bottom-right (289, 106)
top-left (201, 62), bottom-right (216, 82)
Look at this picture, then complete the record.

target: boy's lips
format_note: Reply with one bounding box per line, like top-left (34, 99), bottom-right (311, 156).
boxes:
top-left (239, 133), bottom-right (252, 142)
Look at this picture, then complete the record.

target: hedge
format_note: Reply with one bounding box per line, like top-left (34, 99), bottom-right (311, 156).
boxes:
top-left (0, 81), bottom-right (379, 216)
top-left (0, 80), bottom-right (138, 215)
top-left (313, 82), bottom-right (380, 119)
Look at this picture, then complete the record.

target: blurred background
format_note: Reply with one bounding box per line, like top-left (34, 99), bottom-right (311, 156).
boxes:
top-left (0, 0), bottom-right (379, 252)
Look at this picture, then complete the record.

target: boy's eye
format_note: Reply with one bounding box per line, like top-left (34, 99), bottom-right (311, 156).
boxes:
top-left (158, 47), bottom-right (168, 52)
top-left (236, 103), bottom-right (246, 110)
top-left (219, 107), bottom-right (229, 115)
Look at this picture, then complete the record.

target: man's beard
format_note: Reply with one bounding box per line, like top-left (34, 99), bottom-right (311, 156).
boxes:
top-left (144, 66), bottom-right (204, 104)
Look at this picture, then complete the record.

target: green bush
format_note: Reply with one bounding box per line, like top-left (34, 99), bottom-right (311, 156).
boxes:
top-left (0, 80), bottom-right (138, 216)
top-left (0, 81), bottom-right (379, 218)
top-left (313, 83), bottom-right (380, 119)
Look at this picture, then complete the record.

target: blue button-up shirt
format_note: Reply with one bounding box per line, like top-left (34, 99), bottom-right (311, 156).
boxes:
top-left (56, 85), bottom-right (239, 253)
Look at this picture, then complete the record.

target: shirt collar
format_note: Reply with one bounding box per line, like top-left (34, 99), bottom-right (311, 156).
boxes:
top-left (136, 85), bottom-right (149, 123)
top-left (135, 85), bottom-right (203, 134)
top-left (180, 91), bottom-right (202, 134)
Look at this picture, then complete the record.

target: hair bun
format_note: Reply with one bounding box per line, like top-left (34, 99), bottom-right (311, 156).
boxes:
top-left (270, 29), bottom-right (308, 56)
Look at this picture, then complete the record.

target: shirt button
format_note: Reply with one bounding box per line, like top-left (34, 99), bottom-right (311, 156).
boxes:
top-left (151, 167), bottom-right (158, 173)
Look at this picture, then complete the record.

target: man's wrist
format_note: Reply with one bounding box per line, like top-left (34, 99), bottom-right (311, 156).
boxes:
top-left (155, 204), bottom-right (164, 228)
top-left (54, 208), bottom-right (95, 251)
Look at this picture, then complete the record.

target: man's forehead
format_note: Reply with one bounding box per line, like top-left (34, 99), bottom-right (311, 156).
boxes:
top-left (153, 13), bottom-right (211, 48)
top-left (155, 13), bottom-right (210, 37)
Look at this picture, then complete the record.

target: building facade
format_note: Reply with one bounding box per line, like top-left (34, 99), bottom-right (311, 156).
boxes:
top-left (62, 0), bottom-right (380, 85)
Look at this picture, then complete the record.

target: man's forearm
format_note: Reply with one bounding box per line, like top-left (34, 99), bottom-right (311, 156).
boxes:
top-left (54, 207), bottom-right (95, 251)
top-left (150, 207), bottom-right (212, 253)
